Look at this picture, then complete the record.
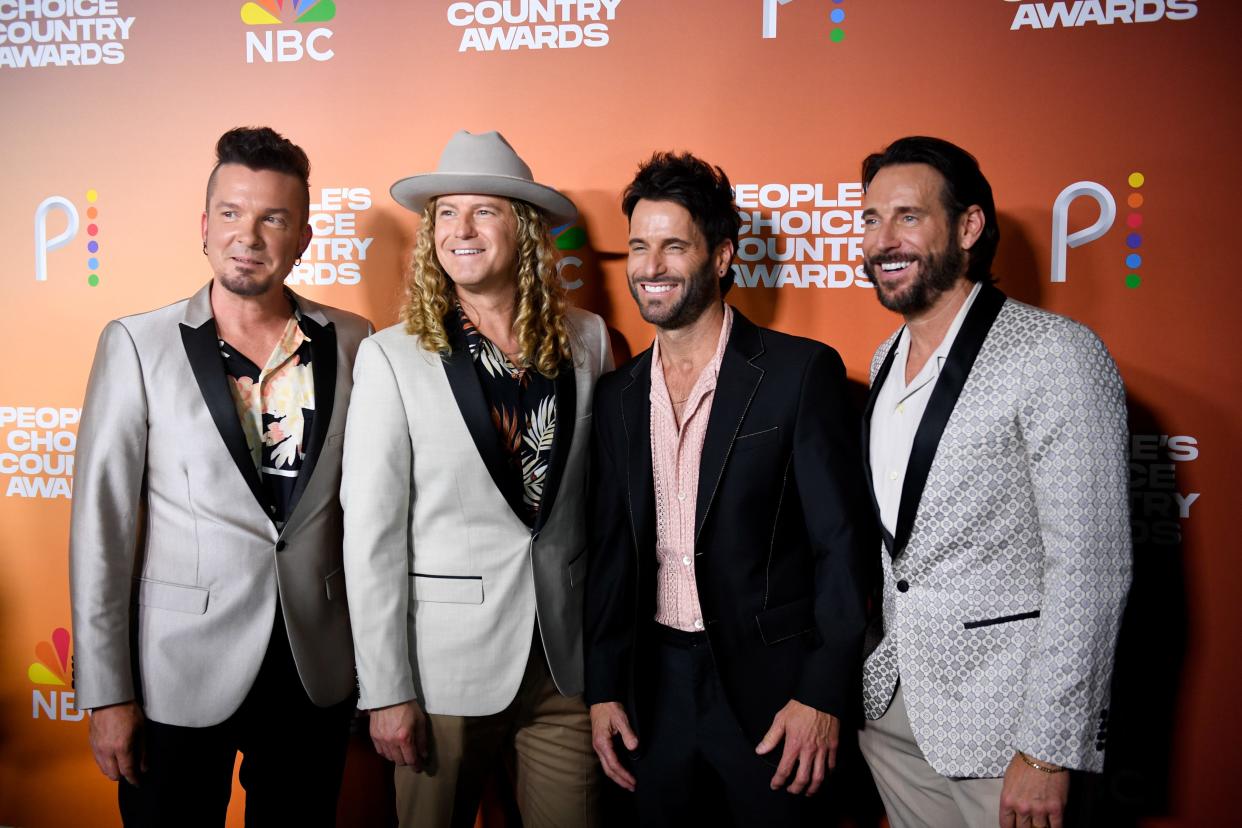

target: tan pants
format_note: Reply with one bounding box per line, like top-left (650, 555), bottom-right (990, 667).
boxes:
top-left (394, 641), bottom-right (601, 828)
top-left (858, 685), bottom-right (1004, 828)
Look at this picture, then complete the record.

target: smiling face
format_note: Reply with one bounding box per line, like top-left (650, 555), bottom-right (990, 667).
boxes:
top-left (861, 163), bottom-right (974, 315)
top-left (201, 163), bottom-right (311, 299)
top-left (626, 199), bottom-right (730, 330)
top-left (431, 194), bottom-right (520, 295)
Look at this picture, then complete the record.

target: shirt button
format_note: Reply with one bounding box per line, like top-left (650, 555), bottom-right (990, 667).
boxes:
top-left (693, 619), bottom-right (704, 630)
top-left (275, 540), bottom-right (287, 552)
top-left (897, 404), bottom-right (904, 414)
top-left (678, 492), bottom-right (686, 501)
top-left (889, 471), bottom-right (899, 480)
top-left (896, 579), bottom-right (909, 593)
top-left (682, 556), bottom-right (691, 566)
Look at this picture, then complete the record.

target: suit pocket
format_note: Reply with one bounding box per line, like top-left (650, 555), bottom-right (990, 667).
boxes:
top-left (755, 596), bottom-right (815, 645)
top-left (324, 567), bottom-right (345, 601)
top-left (963, 610), bottom-right (1040, 630)
top-left (732, 426), bottom-right (779, 453)
top-left (567, 548), bottom-right (588, 588)
top-left (411, 573), bottom-right (484, 604)
top-left (135, 577), bottom-right (209, 614)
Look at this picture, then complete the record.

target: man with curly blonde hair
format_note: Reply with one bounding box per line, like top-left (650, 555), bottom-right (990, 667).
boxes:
top-left (342, 130), bottom-right (613, 828)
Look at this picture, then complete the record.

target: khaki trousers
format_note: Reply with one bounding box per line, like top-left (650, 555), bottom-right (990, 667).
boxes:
top-left (394, 639), bottom-right (601, 828)
top-left (858, 685), bottom-right (1004, 828)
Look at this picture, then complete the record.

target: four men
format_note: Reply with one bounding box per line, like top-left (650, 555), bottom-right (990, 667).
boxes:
top-left (69, 129), bottom-right (1131, 827)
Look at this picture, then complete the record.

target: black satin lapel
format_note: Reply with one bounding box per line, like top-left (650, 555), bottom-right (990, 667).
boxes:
top-left (863, 339), bottom-right (900, 555)
top-left (442, 319), bottom-right (528, 524)
top-left (694, 345), bottom-right (763, 542)
top-left (287, 317), bottom-right (336, 520)
top-left (892, 285), bottom-right (1007, 557)
top-left (621, 354), bottom-right (655, 549)
top-left (534, 364), bottom-right (577, 534)
top-left (179, 321), bottom-right (267, 514)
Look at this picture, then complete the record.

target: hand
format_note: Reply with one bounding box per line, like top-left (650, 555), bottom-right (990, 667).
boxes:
top-left (590, 701), bottom-right (638, 792)
top-left (998, 752), bottom-right (1070, 828)
top-left (368, 700), bottom-right (429, 772)
top-left (89, 701), bottom-right (145, 786)
top-left (755, 699), bottom-right (839, 796)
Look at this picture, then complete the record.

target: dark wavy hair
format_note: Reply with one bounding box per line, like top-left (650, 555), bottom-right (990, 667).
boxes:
top-left (622, 151), bottom-right (741, 296)
top-left (206, 126), bottom-right (311, 220)
top-left (861, 136), bottom-right (999, 284)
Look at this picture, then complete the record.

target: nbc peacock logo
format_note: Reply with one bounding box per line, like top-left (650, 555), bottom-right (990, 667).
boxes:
top-left (241, 0), bottom-right (338, 64)
top-left (553, 223), bottom-right (587, 290)
top-left (29, 626), bottom-right (84, 722)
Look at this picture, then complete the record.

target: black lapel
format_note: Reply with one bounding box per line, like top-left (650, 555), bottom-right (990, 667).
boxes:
top-left (862, 337), bottom-right (901, 555)
top-left (891, 284), bottom-right (1007, 558)
top-left (286, 314), bottom-right (336, 519)
top-left (621, 351), bottom-right (655, 550)
top-left (441, 313), bottom-right (529, 524)
top-left (695, 311), bottom-right (764, 541)
top-left (179, 319), bottom-right (268, 516)
top-left (533, 363), bottom-right (577, 535)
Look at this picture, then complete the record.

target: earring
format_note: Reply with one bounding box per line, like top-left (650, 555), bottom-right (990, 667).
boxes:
top-left (202, 241), bottom-right (207, 255)
top-left (294, 257), bottom-right (302, 267)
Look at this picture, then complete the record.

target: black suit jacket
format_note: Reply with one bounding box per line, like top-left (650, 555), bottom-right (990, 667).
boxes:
top-left (584, 308), bottom-right (873, 751)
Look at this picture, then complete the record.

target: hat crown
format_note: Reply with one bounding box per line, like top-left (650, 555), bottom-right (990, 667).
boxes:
top-left (436, 130), bottom-right (533, 182)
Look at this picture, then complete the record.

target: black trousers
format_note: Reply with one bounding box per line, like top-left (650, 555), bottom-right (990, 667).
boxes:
top-left (118, 610), bottom-right (354, 828)
top-left (626, 626), bottom-right (811, 827)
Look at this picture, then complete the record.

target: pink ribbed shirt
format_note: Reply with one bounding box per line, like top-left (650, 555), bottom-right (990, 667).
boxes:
top-left (649, 305), bottom-right (734, 632)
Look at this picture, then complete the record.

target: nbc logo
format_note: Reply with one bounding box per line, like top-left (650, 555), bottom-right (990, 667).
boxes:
top-left (29, 627), bottom-right (84, 722)
top-left (241, 0), bottom-right (337, 64)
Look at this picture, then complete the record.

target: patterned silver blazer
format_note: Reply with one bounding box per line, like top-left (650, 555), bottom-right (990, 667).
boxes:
top-left (861, 284), bottom-right (1132, 777)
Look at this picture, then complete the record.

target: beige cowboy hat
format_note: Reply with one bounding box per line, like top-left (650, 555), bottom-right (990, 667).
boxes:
top-left (390, 130), bottom-right (577, 224)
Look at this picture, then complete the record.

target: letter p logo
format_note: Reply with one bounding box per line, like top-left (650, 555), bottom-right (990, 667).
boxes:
top-left (762, 0), bottom-right (794, 38)
top-left (34, 197), bottom-right (80, 282)
top-left (1051, 182), bottom-right (1115, 283)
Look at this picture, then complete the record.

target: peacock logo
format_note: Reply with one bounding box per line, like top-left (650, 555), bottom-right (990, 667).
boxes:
top-left (29, 626), bottom-right (84, 722)
top-left (553, 223), bottom-right (587, 290)
top-left (241, 0), bottom-right (337, 25)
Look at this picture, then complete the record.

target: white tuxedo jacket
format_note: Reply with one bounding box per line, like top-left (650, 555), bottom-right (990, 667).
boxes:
top-left (342, 307), bottom-right (612, 715)
top-left (69, 283), bottom-right (372, 726)
top-left (861, 285), bottom-right (1131, 777)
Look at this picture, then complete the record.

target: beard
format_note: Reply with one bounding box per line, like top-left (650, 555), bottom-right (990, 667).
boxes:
top-left (863, 243), bottom-right (965, 315)
top-left (217, 271), bottom-right (278, 297)
top-left (629, 259), bottom-right (720, 330)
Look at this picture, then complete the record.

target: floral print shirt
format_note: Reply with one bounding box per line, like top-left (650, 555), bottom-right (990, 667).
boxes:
top-left (457, 304), bottom-right (557, 527)
top-left (220, 307), bottom-right (315, 528)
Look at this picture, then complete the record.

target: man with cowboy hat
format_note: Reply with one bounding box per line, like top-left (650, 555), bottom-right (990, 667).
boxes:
top-left (342, 130), bottom-right (612, 827)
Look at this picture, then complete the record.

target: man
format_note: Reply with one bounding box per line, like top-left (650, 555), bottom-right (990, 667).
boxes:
top-left (856, 136), bottom-right (1131, 828)
top-left (342, 130), bottom-right (612, 828)
top-left (584, 151), bottom-right (871, 825)
top-left (69, 127), bottom-right (372, 827)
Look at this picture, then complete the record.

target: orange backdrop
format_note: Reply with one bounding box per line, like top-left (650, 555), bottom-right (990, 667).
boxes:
top-left (1, 1), bottom-right (1237, 825)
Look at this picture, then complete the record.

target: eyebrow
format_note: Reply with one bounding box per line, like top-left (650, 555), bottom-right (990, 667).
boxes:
top-left (628, 235), bottom-right (694, 246)
top-left (212, 201), bottom-right (292, 215)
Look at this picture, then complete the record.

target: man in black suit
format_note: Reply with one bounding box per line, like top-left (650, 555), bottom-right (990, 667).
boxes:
top-left (584, 152), bottom-right (872, 826)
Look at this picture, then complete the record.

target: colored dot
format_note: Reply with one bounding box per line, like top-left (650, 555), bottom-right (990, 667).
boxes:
top-left (88, 274), bottom-right (100, 287)
top-left (86, 189), bottom-right (98, 203)
top-left (830, 8), bottom-right (845, 23)
top-left (88, 257), bottom-right (99, 269)
top-left (1125, 274), bottom-right (1141, 289)
top-left (829, 28), bottom-right (845, 42)
top-left (87, 206), bottom-right (98, 219)
top-left (1127, 193), bottom-right (1144, 208)
top-left (1127, 172), bottom-right (1145, 188)
top-left (1125, 233), bottom-right (1141, 249)
top-left (87, 224), bottom-right (98, 236)
top-left (1125, 253), bottom-right (1141, 269)
top-left (1126, 213), bottom-right (1143, 228)
top-left (87, 240), bottom-right (99, 253)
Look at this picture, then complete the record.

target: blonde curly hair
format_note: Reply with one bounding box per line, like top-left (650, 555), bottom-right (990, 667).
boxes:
top-left (400, 196), bottom-right (573, 378)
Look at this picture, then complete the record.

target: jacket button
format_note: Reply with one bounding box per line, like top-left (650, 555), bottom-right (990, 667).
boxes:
top-left (276, 540), bottom-right (287, 552)
top-left (896, 579), bottom-right (909, 593)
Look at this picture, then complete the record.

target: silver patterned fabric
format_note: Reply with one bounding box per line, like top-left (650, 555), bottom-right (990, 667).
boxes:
top-left (862, 297), bottom-right (1132, 777)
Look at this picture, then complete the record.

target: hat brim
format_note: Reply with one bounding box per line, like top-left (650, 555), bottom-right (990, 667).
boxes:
top-left (390, 172), bottom-right (577, 225)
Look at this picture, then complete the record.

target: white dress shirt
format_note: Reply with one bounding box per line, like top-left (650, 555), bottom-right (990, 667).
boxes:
top-left (869, 283), bottom-right (982, 535)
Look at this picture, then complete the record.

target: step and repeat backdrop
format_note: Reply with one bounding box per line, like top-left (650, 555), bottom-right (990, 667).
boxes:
top-left (0, 1), bottom-right (1236, 825)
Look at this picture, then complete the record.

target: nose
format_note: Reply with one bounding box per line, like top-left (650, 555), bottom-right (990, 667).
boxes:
top-left (873, 219), bottom-right (901, 252)
top-left (453, 214), bottom-right (477, 238)
top-left (238, 219), bottom-right (264, 249)
top-left (635, 249), bottom-right (666, 279)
